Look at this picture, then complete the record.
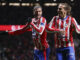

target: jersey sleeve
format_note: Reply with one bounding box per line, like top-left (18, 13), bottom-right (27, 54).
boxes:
top-left (31, 17), bottom-right (46, 35)
top-left (47, 16), bottom-right (62, 32)
top-left (71, 17), bottom-right (80, 33)
top-left (8, 23), bottom-right (32, 35)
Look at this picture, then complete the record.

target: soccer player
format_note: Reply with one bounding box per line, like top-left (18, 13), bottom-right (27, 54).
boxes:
top-left (1, 5), bottom-right (50, 60)
top-left (47, 3), bottom-right (80, 60)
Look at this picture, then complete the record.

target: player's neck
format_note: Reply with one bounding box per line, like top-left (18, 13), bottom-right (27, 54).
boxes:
top-left (59, 14), bottom-right (67, 19)
top-left (35, 17), bottom-right (41, 21)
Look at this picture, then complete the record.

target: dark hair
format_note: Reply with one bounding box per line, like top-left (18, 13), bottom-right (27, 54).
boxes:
top-left (59, 3), bottom-right (72, 16)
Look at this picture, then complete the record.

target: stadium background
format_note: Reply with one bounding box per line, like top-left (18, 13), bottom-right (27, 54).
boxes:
top-left (0, 0), bottom-right (80, 60)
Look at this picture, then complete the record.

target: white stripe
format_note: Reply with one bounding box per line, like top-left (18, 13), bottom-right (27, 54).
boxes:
top-left (68, 43), bottom-right (71, 46)
top-left (49, 17), bottom-right (55, 29)
top-left (59, 19), bottom-right (61, 47)
top-left (68, 17), bottom-right (72, 46)
top-left (11, 25), bottom-right (16, 31)
top-left (18, 25), bottom-right (21, 29)
top-left (67, 17), bottom-right (71, 40)
top-left (39, 17), bottom-right (46, 35)
top-left (59, 19), bottom-right (61, 29)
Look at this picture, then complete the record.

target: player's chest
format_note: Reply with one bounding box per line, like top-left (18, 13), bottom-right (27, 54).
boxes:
top-left (33, 20), bottom-right (40, 27)
top-left (56, 19), bottom-right (70, 28)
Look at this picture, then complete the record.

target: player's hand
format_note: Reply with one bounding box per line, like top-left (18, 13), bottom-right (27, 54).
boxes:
top-left (59, 30), bottom-right (65, 35)
top-left (27, 17), bottom-right (32, 24)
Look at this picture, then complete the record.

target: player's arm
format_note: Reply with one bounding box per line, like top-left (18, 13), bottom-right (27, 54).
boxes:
top-left (30, 18), bottom-right (46, 35)
top-left (72, 17), bottom-right (80, 33)
top-left (8, 23), bottom-right (31, 35)
top-left (0, 23), bottom-right (31, 35)
top-left (0, 17), bottom-right (32, 35)
top-left (46, 16), bottom-right (63, 33)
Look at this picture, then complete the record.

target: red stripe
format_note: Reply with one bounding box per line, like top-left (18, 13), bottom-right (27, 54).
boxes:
top-left (56, 18), bottom-right (59, 48)
top-left (61, 20), bottom-right (64, 47)
top-left (43, 49), bottom-right (46, 60)
top-left (70, 18), bottom-right (74, 47)
top-left (42, 17), bottom-right (45, 23)
top-left (52, 16), bottom-right (56, 28)
top-left (70, 30), bottom-right (74, 47)
top-left (65, 26), bottom-right (68, 47)
top-left (61, 20), bottom-right (63, 29)
top-left (65, 17), bottom-right (69, 47)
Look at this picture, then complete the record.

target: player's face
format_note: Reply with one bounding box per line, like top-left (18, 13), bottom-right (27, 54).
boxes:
top-left (34, 8), bottom-right (42, 19)
top-left (57, 4), bottom-right (67, 17)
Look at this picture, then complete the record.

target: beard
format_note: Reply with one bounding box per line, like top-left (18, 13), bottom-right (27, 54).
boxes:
top-left (58, 12), bottom-right (64, 18)
top-left (35, 14), bottom-right (42, 19)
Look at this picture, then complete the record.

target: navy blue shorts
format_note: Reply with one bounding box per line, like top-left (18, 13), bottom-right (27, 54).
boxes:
top-left (34, 48), bottom-right (50, 60)
top-left (56, 47), bottom-right (75, 60)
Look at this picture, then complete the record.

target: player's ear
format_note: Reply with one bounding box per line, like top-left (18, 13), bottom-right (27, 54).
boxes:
top-left (33, 11), bottom-right (35, 16)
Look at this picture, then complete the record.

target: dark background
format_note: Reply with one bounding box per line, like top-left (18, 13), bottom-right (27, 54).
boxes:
top-left (0, 0), bottom-right (80, 25)
top-left (0, 0), bottom-right (80, 60)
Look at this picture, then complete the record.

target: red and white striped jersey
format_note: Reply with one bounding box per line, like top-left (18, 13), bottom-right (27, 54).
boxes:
top-left (8, 17), bottom-right (49, 50)
top-left (31, 17), bottom-right (49, 50)
top-left (48, 16), bottom-right (80, 48)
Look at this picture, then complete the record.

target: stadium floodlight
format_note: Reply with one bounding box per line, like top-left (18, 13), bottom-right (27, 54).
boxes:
top-left (22, 3), bottom-right (40, 6)
top-left (53, 0), bottom-right (56, 2)
top-left (21, 3), bottom-right (30, 6)
top-left (36, 0), bottom-right (39, 2)
top-left (44, 3), bottom-right (57, 6)
top-left (2, 3), bottom-right (6, 6)
top-left (71, 0), bottom-right (74, 2)
top-left (9, 3), bottom-right (20, 6)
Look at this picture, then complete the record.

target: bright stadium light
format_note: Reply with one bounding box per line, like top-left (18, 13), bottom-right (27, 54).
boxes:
top-left (21, 3), bottom-right (30, 6)
top-left (71, 0), bottom-right (74, 2)
top-left (44, 3), bottom-right (57, 6)
top-left (36, 0), bottom-right (39, 1)
top-left (22, 3), bottom-right (39, 7)
top-left (2, 3), bottom-right (6, 6)
top-left (53, 0), bottom-right (56, 2)
top-left (9, 3), bottom-right (20, 6)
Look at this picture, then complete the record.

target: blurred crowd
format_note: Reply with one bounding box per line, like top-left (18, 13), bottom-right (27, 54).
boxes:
top-left (0, 32), bottom-right (33, 60)
top-left (0, 32), bottom-right (80, 60)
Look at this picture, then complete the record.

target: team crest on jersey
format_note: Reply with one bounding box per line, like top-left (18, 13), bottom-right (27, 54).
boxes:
top-left (41, 23), bottom-right (44, 25)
